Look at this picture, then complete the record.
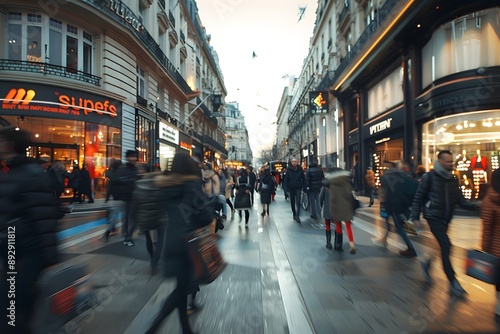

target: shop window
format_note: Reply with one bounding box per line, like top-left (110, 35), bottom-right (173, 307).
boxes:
top-left (8, 24), bottom-right (22, 61)
top-left (422, 110), bottom-right (500, 199)
top-left (26, 26), bottom-right (41, 62)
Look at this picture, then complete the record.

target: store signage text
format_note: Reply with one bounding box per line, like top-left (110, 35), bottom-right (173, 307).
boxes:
top-left (109, 0), bottom-right (144, 33)
top-left (180, 141), bottom-right (192, 151)
top-left (159, 122), bottom-right (179, 145)
top-left (370, 118), bottom-right (393, 135)
top-left (375, 137), bottom-right (391, 144)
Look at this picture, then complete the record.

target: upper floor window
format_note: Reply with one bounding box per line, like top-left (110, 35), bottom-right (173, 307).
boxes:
top-left (137, 67), bottom-right (146, 98)
top-left (6, 12), bottom-right (94, 74)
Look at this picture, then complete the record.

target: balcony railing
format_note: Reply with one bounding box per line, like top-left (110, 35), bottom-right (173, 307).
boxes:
top-left (137, 95), bottom-right (147, 108)
top-left (80, 0), bottom-right (196, 96)
top-left (203, 134), bottom-right (227, 155)
top-left (169, 10), bottom-right (176, 28)
top-left (0, 59), bottom-right (101, 86)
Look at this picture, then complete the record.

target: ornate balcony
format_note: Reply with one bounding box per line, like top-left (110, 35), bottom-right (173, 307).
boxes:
top-left (0, 59), bottom-right (101, 86)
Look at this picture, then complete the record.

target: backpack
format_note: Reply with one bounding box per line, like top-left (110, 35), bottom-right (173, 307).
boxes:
top-left (133, 176), bottom-right (166, 231)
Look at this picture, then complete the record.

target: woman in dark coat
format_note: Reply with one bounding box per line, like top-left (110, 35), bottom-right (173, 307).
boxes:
top-left (146, 153), bottom-right (214, 334)
top-left (68, 164), bottom-right (82, 204)
top-left (481, 169), bottom-right (500, 319)
top-left (79, 164), bottom-right (94, 203)
top-left (257, 167), bottom-right (274, 216)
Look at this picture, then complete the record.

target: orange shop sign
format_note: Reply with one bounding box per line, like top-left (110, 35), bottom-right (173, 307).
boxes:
top-left (0, 83), bottom-right (122, 127)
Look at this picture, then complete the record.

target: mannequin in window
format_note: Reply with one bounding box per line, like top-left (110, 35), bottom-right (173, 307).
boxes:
top-left (471, 149), bottom-right (488, 170)
top-left (456, 149), bottom-right (470, 171)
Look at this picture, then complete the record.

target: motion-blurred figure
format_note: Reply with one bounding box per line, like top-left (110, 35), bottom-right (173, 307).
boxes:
top-left (0, 127), bottom-right (63, 334)
top-left (480, 169), bottom-right (500, 318)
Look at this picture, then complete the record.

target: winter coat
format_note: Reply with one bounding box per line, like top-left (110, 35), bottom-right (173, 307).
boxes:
top-left (0, 155), bottom-right (63, 269)
top-left (324, 170), bottom-right (354, 222)
top-left (154, 174), bottom-right (215, 278)
top-left (67, 168), bottom-right (81, 189)
top-left (79, 168), bottom-right (92, 195)
top-left (225, 177), bottom-right (234, 199)
top-left (319, 186), bottom-right (332, 220)
top-left (410, 162), bottom-right (477, 223)
top-left (481, 188), bottom-right (500, 257)
top-left (203, 169), bottom-right (220, 196)
top-left (248, 171), bottom-right (257, 190)
top-left (284, 165), bottom-right (306, 190)
top-left (305, 163), bottom-right (325, 192)
top-left (133, 172), bottom-right (165, 231)
top-left (380, 168), bottom-right (418, 214)
top-left (110, 163), bottom-right (140, 201)
top-left (258, 173), bottom-right (275, 204)
top-left (365, 170), bottom-right (376, 187)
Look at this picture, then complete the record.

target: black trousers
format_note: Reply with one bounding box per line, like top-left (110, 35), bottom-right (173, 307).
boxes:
top-left (144, 227), bottom-right (165, 270)
top-left (427, 218), bottom-right (455, 282)
top-left (289, 188), bottom-right (302, 216)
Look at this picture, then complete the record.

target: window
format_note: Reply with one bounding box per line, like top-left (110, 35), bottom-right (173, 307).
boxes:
top-left (7, 12), bottom-right (94, 73)
top-left (137, 67), bottom-right (146, 98)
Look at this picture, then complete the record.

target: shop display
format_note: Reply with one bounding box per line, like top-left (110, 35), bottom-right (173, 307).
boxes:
top-left (492, 152), bottom-right (499, 170)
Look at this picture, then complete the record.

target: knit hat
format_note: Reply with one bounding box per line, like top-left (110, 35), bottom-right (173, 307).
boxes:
top-left (492, 169), bottom-right (500, 193)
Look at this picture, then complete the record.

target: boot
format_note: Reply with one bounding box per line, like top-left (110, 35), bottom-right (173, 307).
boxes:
top-left (336, 233), bottom-right (344, 252)
top-left (349, 241), bottom-right (356, 254)
top-left (450, 279), bottom-right (466, 298)
top-left (261, 210), bottom-right (266, 216)
top-left (325, 230), bottom-right (332, 249)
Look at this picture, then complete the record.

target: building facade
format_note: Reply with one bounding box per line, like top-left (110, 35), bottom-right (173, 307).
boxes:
top-left (289, 0), bottom-right (500, 199)
top-left (224, 102), bottom-right (252, 169)
top-left (0, 0), bottom-right (227, 191)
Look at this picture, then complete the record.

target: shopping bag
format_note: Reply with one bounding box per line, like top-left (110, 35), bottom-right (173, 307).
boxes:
top-left (465, 249), bottom-right (500, 284)
top-left (186, 227), bottom-right (227, 284)
top-left (380, 207), bottom-right (389, 219)
top-left (402, 219), bottom-right (418, 235)
top-left (234, 192), bottom-right (251, 210)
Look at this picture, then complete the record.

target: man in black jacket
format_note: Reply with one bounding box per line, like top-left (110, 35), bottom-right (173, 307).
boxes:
top-left (411, 150), bottom-right (478, 297)
top-left (247, 166), bottom-right (257, 205)
top-left (0, 127), bottom-right (63, 334)
top-left (305, 158), bottom-right (324, 219)
top-left (284, 158), bottom-right (306, 222)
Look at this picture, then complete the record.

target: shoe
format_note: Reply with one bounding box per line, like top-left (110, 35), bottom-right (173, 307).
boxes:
top-left (335, 233), bottom-right (344, 252)
top-left (372, 237), bottom-right (387, 247)
top-left (349, 242), bottom-right (356, 254)
top-left (123, 240), bottom-right (134, 247)
top-left (261, 211), bottom-right (266, 216)
top-left (326, 230), bottom-right (332, 249)
top-left (420, 257), bottom-right (433, 284)
top-left (368, 204), bottom-right (373, 207)
top-left (296, 217), bottom-right (301, 223)
top-left (450, 279), bottom-right (467, 298)
top-left (399, 249), bottom-right (417, 257)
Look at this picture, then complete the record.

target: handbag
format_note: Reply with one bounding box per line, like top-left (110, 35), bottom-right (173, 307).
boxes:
top-left (234, 191), bottom-right (251, 209)
top-left (465, 249), bottom-right (500, 284)
top-left (186, 227), bottom-right (227, 284)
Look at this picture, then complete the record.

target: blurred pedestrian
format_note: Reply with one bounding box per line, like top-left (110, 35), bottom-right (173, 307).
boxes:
top-left (319, 166), bottom-right (333, 249)
top-left (79, 164), bottom-right (94, 203)
top-left (376, 162), bottom-right (419, 256)
top-left (235, 168), bottom-right (252, 227)
top-left (0, 127), bottom-right (63, 334)
top-left (145, 153), bottom-right (213, 334)
top-left (415, 165), bottom-right (427, 182)
top-left (480, 169), bottom-right (500, 318)
top-left (247, 166), bottom-right (257, 205)
top-left (281, 166), bottom-right (289, 200)
top-left (68, 164), bottom-right (82, 204)
top-left (222, 169), bottom-right (235, 219)
top-left (112, 150), bottom-right (140, 246)
top-left (305, 158), bottom-right (324, 219)
top-left (411, 150), bottom-right (479, 296)
top-left (323, 167), bottom-right (357, 254)
top-left (284, 158), bottom-right (306, 222)
top-left (257, 167), bottom-right (274, 216)
top-left (365, 167), bottom-right (376, 207)
top-left (217, 168), bottom-right (227, 219)
top-left (103, 159), bottom-right (124, 241)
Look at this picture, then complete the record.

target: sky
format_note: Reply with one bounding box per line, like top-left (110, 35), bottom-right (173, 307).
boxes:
top-left (195, 0), bottom-right (318, 158)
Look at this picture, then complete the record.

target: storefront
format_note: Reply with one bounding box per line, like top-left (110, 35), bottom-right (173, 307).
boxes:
top-left (158, 120), bottom-right (179, 171)
top-left (363, 108), bottom-right (405, 188)
top-left (0, 81), bottom-right (122, 193)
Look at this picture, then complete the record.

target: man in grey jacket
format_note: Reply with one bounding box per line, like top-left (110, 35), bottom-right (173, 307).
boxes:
top-left (411, 150), bottom-right (478, 297)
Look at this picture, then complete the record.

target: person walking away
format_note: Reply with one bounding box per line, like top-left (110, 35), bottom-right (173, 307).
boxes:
top-left (79, 164), bottom-right (94, 203)
top-left (217, 168), bottom-right (228, 219)
top-left (146, 153), bottom-right (214, 334)
top-left (235, 168), bottom-right (252, 227)
top-left (284, 158), bottom-right (306, 222)
top-left (323, 167), bottom-right (356, 254)
top-left (223, 169), bottom-right (235, 219)
top-left (281, 167), bottom-right (289, 200)
top-left (248, 166), bottom-right (257, 205)
top-left (376, 162), bottom-right (419, 256)
top-left (68, 164), bottom-right (82, 204)
top-left (305, 158), bottom-right (325, 219)
top-left (112, 150), bottom-right (140, 246)
top-left (480, 168), bottom-right (500, 318)
top-left (103, 159), bottom-right (124, 241)
top-left (410, 150), bottom-right (479, 296)
top-left (0, 127), bottom-right (64, 334)
top-left (319, 166), bottom-right (333, 249)
top-left (365, 167), bottom-right (376, 207)
top-left (258, 167), bottom-right (275, 216)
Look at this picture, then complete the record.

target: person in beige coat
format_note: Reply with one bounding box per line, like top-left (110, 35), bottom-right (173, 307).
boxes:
top-left (481, 169), bottom-right (500, 319)
top-left (323, 167), bottom-right (356, 254)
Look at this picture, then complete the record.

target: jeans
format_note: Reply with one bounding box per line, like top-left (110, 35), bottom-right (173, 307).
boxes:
top-left (106, 200), bottom-right (123, 233)
top-left (289, 188), bottom-right (302, 216)
top-left (391, 211), bottom-right (415, 251)
top-left (427, 218), bottom-right (455, 282)
top-left (309, 191), bottom-right (320, 217)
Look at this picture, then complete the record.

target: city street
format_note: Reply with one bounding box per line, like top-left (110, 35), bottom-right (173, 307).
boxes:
top-left (47, 193), bottom-right (499, 334)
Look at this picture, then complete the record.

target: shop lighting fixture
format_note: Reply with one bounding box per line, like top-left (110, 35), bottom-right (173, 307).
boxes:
top-left (456, 124), bottom-right (463, 130)
top-left (35, 134), bottom-right (39, 138)
top-left (469, 123), bottom-right (476, 127)
top-left (495, 121), bottom-right (500, 126)
top-left (464, 121), bottom-right (468, 128)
